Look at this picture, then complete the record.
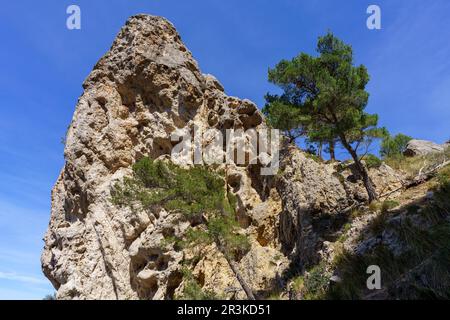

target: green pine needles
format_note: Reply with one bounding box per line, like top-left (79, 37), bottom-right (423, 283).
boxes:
top-left (111, 158), bottom-right (254, 299)
top-left (112, 158), bottom-right (227, 217)
top-left (264, 31), bottom-right (387, 202)
top-left (380, 133), bottom-right (412, 159)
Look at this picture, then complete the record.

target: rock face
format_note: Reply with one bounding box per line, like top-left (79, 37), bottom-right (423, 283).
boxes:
top-left (42, 14), bottom-right (405, 300)
top-left (276, 146), bottom-right (405, 268)
top-left (404, 139), bottom-right (447, 157)
top-left (41, 14), bottom-right (275, 300)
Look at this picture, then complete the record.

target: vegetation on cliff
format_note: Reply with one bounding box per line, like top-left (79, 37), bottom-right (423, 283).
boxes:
top-left (111, 158), bottom-right (254, 299)
top-left (329, 164), bottom-right (450, 299)
top-left (289, 153), bottom-right (450, 300)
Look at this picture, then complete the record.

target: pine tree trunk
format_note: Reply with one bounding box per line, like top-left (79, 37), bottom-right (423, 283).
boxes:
top-left (318, 142), bottom-right (323, 160)
top-left (339, 136), bottom-right (378, 202)
top-left (329, 141), bottom-right (336, 161)
top-left (218, 243), bottom-right (255, 300)
top-left (223, 254), bottom-right (256, 300)
top-left (218, 185), bottom-right (255, 300)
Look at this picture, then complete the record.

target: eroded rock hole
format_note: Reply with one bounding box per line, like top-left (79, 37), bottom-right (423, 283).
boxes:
top-left (165, 270), bottom-right (183, 300)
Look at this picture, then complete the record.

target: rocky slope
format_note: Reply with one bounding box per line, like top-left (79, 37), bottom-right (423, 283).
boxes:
top-left (42, 14), bottom-right (415, 300)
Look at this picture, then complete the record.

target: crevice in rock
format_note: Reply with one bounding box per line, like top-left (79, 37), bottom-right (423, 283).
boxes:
top-left (94, 225), bottom-right (119, 300)
top-left (165, 270), bottom-right (183, 300)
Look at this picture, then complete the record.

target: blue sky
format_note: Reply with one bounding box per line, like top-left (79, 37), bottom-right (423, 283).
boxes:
top-left (0, 0), bottom-right (449, 299)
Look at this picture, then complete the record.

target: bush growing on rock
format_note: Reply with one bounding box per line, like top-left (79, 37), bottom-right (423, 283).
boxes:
top-left (291, 263), bottom-right (330, 300)
top-left (362, 154), bottom-right (382, 169)
top-left (178, 268), bottom-right (220, 300)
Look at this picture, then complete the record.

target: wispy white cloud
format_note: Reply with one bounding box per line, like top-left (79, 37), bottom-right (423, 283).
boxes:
top-left (0, 286), bottom-right (52, 300)
top-left (0, 271), bottom-right (47, 285)
top-left (0, 192), bottom-right (53, 299)
top-left (0, 247), bottom-right (40, 265)
top-left (0, 198), bottom-right (48, 224)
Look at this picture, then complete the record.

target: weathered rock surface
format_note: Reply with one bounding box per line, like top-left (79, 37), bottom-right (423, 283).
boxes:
top-left (41, 14), bottom-right (275, 300)
top-left (404, 139), bottom-right (447, 157)
top-left (42, 14), bottom-right (406, 300)
top-left (275, 146), bottom-right (405, 268)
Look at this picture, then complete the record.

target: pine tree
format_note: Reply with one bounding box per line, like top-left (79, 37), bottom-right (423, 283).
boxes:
top-left (264, 32), bottom-right (386, 202)
top-left (111, 158), bottom-right (255, 299)
top-left (380, 133), bottom-right (412, 159)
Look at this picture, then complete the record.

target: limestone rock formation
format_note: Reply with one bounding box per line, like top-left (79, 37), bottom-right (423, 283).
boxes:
top-left (404, 139), bottom-right (447, 157)
top-left (42, 14), bottom-right (406, 300)
top-left (41, 14), bottom-right (274, 300)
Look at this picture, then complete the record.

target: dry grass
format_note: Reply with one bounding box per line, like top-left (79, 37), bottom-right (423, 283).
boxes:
top-left (385, 147), bottom-right (450, 178)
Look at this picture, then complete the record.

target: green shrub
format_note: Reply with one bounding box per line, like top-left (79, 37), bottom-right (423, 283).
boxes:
top-left (292, 263), bottom-right (329, 300)
top-left (362, 154), bottom-right (382, 169)
top-left (380, 133), bottom-right (412, 159)
top-left (303, 264), bottom-right (329, 299)
top-left (437, 165), bottom-right (450, 185)
top-left (292, 275), bottom-right (305, 294)
top-left (177, 269), bottom-right (219, 300)
top-left (385, 147), bottom-right (449, 178)
top-left (337, 223), bottom-right (352, 242)
top-left (369, 210), bottom-right (389, 235)
top-left (350, 208), bottom-right (364, 219)
top-left (381, 200), bottom-right (400, 212)
top-left (43, 293), bottom-right (56, 300)
top-left (266, 291), bottom-right (283, 300)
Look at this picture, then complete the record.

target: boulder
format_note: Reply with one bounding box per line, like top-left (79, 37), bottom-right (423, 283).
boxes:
top-left (403, 139), bottom-right (446, 157)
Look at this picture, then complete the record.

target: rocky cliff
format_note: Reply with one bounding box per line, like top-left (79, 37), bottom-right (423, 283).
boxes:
top-left (42, 15), bottom-right (443, 300)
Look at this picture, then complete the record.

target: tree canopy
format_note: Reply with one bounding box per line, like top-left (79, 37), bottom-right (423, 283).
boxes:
top-left (380, 133), bottom-right (412, 159)
top-left (264, 32), bottom-right (386, 202)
